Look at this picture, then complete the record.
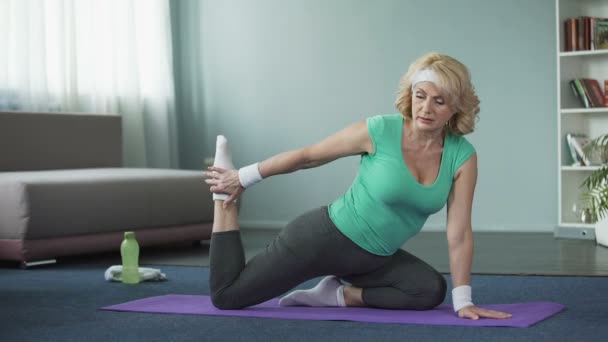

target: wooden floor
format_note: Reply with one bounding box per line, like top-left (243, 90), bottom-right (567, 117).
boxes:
top-left (59, 230), bottom-right (608, 276)
top-left (402, 231), bottom-right (608, 276)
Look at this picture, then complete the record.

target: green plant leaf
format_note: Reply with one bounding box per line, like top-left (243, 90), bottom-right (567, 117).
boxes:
top-left (581, 133), bottom-right (608, 222)
top-left (581, 167), bottom-right (608, 222)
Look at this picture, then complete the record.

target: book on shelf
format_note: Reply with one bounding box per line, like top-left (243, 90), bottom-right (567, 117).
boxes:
top-left (571, 79), bottom-right (591, 108)
top-left (582, 79), bottom-right (605, 107)
top-left (584, 16), bottom-right (591, 50)
top-left (597, 19), bottom-right (608, 50)
top-left (564, 17), bottom-right (608, 51)
top-left (566, 133), bottom-right (591, 166)
top-left (592, 17), bottom-right (597, 49)
top-left (605, 80), bottom-right (608, 107)
top-left (564, 18), bottom-right (577, 51)
top-left (569, 78), bottom-right (606, 108)
top-left (565, 133), bottom-right (582, 165)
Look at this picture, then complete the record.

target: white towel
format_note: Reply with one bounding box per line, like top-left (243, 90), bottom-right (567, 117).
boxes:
top-left (104, 265), bottom-right (167, 282)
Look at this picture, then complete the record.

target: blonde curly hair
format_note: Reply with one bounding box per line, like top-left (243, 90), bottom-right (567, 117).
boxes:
top-left (395, 52), bottom-right (480, 135)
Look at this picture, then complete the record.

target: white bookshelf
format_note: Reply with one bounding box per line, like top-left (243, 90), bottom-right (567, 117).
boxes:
top-left (556, 0), bottom-right (608, 238)
top-left (559, 49), bottom-right (608, 57)
top-left (561, 108), bottom-right (608, 114)
top-left (560, 165), bottom-right (602, 171)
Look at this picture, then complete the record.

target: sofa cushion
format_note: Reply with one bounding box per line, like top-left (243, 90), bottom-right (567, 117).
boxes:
top-left (0, 168), bottom-right (213, 240)
top-left (0, 111), bottom-right (122, 171)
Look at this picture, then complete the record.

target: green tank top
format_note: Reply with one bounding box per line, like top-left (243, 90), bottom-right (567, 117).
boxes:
top-left (328, 114), bottom-right (476, 256)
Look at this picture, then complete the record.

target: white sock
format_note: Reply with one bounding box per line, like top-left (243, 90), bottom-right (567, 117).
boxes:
top-left (279, 276), bottom-right (346, 307)
top-left (212, 135), bottom-right (235, 201)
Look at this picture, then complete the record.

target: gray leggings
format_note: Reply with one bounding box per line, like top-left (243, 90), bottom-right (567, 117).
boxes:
top-left (209, 206), bottom-right (446, 310)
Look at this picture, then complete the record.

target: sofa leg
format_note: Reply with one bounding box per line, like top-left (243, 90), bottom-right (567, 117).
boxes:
top-left (20, 259), bottom-right (57, 269)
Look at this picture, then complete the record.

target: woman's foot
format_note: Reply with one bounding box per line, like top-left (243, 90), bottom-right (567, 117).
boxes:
top-left (212, 135), bottom-right (235, 201)
top-left (279, 276), bottom-right (346, 307)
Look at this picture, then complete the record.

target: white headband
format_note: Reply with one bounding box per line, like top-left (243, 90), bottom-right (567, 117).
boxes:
top-left (411, 69), bottom-right (439, 89)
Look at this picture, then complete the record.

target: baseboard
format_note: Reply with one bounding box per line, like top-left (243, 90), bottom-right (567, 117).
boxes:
top-left (421, 224), bottom-right (556, 233)
top-left (553, 226), bottom-right (596, 240)
top-left (240, 220), bottom-right (557, 233)
top-left (22, 259), bottom-right (57, 268)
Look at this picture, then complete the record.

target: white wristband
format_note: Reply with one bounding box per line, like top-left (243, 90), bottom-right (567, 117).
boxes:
top-left (452, 285), bottom-right (474, 312)
top-left (238, 163), bottom-right (263, 188)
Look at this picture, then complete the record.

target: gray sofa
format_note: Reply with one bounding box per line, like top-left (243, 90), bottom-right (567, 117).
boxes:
top-left (0, 111), bottom-right (213, 266)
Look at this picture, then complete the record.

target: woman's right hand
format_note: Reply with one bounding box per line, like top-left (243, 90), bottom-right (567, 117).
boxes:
top-left (204, 166), bottom-right (245, 207)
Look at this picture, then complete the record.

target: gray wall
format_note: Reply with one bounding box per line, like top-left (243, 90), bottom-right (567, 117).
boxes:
top-left (172, 0), bottom-right (557, 232)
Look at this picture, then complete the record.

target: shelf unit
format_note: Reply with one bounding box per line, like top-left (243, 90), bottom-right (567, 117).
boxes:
top-left (556, 0), bottom-right (608, 239)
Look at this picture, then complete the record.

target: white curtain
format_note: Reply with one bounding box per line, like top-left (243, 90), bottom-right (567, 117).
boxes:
top-left (0, 0), bottom-right (179, 168)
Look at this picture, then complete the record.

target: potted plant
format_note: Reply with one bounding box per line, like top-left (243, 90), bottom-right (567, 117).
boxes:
top-left (582, 134), bottom-right (608, 246)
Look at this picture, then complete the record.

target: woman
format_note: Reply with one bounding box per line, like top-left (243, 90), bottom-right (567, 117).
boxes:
top-left (205, 52), bottom-right (512, 320)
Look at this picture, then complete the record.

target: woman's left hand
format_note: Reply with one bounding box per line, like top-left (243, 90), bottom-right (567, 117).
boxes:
top-left (457, 305), bottom-right (512, 320)
top-left (204, 166), bottom-right (244, 206)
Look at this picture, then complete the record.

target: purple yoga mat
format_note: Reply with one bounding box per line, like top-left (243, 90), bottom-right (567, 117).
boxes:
top-left (100, 295), bottom-right (565, 328)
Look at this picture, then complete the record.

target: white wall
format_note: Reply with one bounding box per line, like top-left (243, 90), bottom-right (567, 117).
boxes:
top-left (172, 0), bottom-right (557, 232)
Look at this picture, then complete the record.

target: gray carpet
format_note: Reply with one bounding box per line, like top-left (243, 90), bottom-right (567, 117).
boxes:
top-left (2, 264), bottom-right (607, 342)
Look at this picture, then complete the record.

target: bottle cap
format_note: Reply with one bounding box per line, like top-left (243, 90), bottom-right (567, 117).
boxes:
top-left (124, 231), bottom-right (135, 238)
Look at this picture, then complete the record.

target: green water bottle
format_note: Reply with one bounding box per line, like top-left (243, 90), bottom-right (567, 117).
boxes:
top-left (120, 231), bottom-right (140, 284)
